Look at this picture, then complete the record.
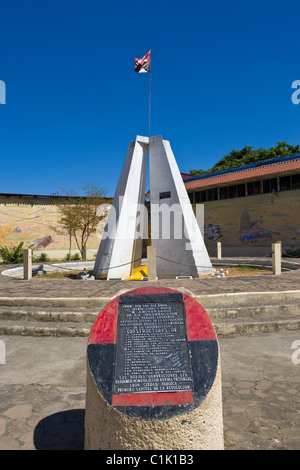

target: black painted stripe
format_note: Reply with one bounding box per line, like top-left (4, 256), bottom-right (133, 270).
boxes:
top-left (87, 340), bottom-right (218, 421)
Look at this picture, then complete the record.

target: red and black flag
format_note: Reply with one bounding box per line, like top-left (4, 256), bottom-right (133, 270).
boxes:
top-left (134, 49), bottom-right (151, 73)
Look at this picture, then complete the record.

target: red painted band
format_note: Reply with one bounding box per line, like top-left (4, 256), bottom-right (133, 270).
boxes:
top-left (183, 294), bottom-right (217, 341)
top-left (112, 391), bottom-right (194, 407)
top-left (88, 287), bottom-right (180, 345)
top-left (88, 297), bottom-right (119, 344)
top-left (88, 287), bottom-right (217, 344)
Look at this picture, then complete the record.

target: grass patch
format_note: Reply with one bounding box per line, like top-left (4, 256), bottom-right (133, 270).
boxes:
top-left (34, 270), bottom-right (87, 279)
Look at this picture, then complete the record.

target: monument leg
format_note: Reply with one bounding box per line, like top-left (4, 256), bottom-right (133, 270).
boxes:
top-left (149, 135), bottom-right (213, 279)
top-left (93, 137), bottom-right (148, 280)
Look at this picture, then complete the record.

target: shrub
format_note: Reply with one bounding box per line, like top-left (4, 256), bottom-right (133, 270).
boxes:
top-left (64, 252), bottom-right (81, 261)
top-left (0, 242), bottom-right (24, 264)
top-left (283, 247), bottom-right (300, 258)
top-left (33, 252), bottom-right (50, 262)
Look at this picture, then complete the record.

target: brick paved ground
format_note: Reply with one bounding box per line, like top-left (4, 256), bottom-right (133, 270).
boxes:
top-left (0, 379), bottom-right (299, 450)
top-left (0, 258), bottom-right (299, 299)
top-left (0, 258), bottom-right (299, 450)
top-left (0, 332), bottom-right (300, 450)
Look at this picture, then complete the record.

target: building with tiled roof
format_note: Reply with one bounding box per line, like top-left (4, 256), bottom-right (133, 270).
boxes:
top-left (184, 153), bottom-right (300, 201)
top-left (183, 153), bottom-right (300, 257)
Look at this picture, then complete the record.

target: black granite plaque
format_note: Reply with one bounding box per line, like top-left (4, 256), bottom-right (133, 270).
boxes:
top-left (159, 191), bottom-right (171, 200)
top-left (113, 293), bottom-right (194, 394)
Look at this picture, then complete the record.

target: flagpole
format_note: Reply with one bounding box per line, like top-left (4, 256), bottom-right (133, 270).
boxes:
top-left (148, 59), bottom-right (151, 139)
top-left (134, 50), bottom-right (151, 139)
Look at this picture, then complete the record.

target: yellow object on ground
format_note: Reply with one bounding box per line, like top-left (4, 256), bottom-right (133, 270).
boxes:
top-left (126, 265), bottom-right (148, 280)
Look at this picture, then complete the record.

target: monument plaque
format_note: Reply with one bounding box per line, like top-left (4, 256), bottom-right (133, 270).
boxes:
top-left (86, 287), bottom-right (219, 422)
top-left (85, 287), bottom-right (224, 449)
top-left (114, 293), bottom-right (194, 395)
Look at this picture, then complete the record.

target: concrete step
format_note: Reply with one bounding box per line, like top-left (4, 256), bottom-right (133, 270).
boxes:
top-left (0, 290), bottom-right (299, 309)
top-left (0, 319), bottom-right (93, 337)
top-left (0, 292), bottom-right (299, 337)
top-left (214, 315), bottom-right (300, 336)
top-left (0, 306), bottom-right (99, 323)
top-left (0, 315), bottom-right (300, 338)
top-left (206, 301), bottom-right (300, 319)
top-left (194, 290), bottom-right (300, 308)
top-left (0, 297), bottom-right (110, 309)
top-left (0, 301), bottom-right (299, 323)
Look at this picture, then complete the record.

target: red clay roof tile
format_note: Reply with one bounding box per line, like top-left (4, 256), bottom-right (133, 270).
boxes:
top-left (184, 159), bottom-right (300, 190)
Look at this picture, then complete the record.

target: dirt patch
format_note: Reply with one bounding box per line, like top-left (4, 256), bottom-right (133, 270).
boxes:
top-left (34, 270), bottom-right (87, 279)
top-left (199, 266), bottom-right (272, 278)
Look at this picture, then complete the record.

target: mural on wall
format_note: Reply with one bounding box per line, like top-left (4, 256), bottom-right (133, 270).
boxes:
top-left (0, 204), bottom-right (105, 251)
top-left (29, 235), bottom-right (54, 250)
top-left (239, 209), bottom-right (276, 243)
top-left (204, 224), bottom-right (223, 242)
top-left (1, 189), bottom-right (299, 254)
top-left (201, 189), bottom-right (300, 249)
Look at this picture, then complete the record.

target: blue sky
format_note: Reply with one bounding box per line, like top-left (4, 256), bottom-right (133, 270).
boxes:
top-left (1, 0), bottom-right (300, 197)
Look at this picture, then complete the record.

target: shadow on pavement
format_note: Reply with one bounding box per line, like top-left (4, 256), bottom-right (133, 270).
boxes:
top-left (34, 409), bottom-right (85, 450)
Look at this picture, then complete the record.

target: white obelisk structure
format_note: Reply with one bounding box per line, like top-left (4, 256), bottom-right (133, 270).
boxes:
top-left (93, 136), bottom-right (148, 279)
top-left (149, 135), bottom-right (213, 278)
top-left (93, 135), bottom-right (213, 279)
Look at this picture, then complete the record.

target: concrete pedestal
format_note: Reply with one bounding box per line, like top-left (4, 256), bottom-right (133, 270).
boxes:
top-left (85, 359), bottom-right (223, 450)
top-left (272, 242), bottom-right (282, 275)
top-left (23, 249), bottom-right (32, 280)
top-left (147, 245), bottom-right (157, 281)
top-left (84, 287), bottom-right (224, 450)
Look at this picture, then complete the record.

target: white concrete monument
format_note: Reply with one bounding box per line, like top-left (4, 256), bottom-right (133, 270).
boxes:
top-left (93, 135), bottom-right (213, 279)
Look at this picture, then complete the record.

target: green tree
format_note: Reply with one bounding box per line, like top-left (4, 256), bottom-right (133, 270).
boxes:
top-left (50, 184), bottom-right (108, 259)
top-left (190, 141), bottom-right (300, 175)
top-left (189, 168), bottom-right (207, 176)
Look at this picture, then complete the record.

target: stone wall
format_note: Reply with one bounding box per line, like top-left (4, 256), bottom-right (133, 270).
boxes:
top-left (0, 196), bottom-right (111, 259)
